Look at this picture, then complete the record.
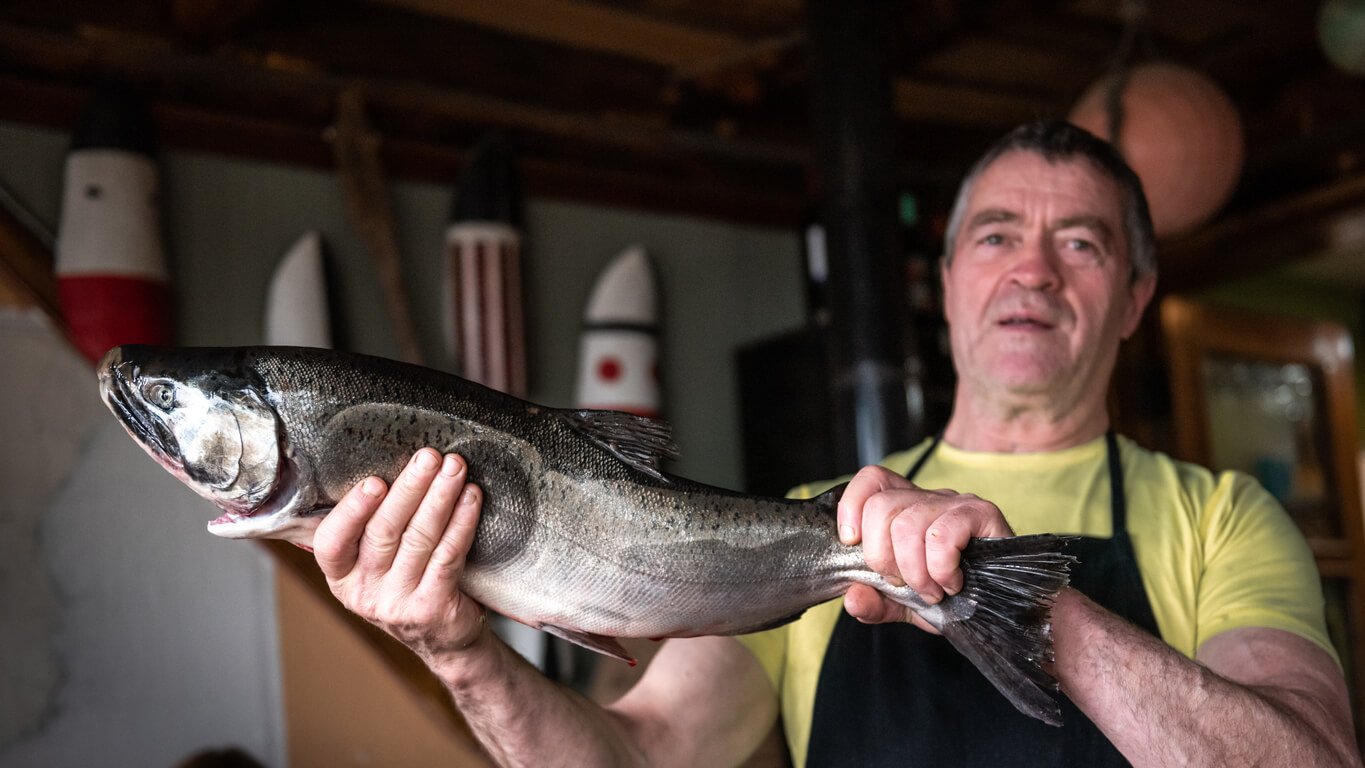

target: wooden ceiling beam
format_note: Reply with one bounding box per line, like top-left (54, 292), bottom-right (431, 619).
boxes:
top-left (0, 69), bottom-right (806, 228)
top-left (0, 18), bottom-right (806, 162)
top-left (3, 0), bottom-right (675, 117)
top-left (0, 12), bottom-right (809, 226)
top-left (1160, 170), bottom-right (1365, 293)
top-left (894, 78), bottom-right (1051, 128)
top-left (366, 0), bottom-right (748, 72)
top-left (586, 0), bottom-right (804, 39)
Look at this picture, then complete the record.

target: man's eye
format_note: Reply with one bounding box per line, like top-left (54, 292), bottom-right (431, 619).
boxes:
top-left (980, 233), bottom-right (1006, 246)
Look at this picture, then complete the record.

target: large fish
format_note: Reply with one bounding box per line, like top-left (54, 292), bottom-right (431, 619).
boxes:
top-left (98, 344), bottom-right (1076, 724)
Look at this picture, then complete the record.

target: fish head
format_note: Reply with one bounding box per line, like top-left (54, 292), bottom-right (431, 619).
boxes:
top-left (98, 345), bottom-right (316, 544)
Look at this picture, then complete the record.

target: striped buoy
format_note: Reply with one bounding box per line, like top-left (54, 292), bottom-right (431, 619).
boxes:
top-left (55, 81), bottom-right (172, 365)
top-left (442, 134), bottom-right (548, 671)
top-left (442, 134), bottom-right (527, 396)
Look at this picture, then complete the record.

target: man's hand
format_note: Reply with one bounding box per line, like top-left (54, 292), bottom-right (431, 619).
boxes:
top-left (836, 464), bottom-right (1015, 631)
top-left (313, 448), bottom-right (486, 666)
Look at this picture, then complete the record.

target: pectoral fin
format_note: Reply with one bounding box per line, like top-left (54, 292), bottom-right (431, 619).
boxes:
top-left (541, 625), bottom-right (637, 666)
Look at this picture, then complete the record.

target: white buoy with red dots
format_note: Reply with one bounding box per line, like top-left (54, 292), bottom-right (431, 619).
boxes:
top-left (574, 245), bottom-right (660, 418)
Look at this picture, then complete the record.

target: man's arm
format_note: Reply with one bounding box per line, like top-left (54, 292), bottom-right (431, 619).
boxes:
top-left (1054, 589), bottom-right (1360, 766)
top-left (313, 448), bottom-right (776, 768)
top-left (838, 464), bottom-right (1362, 766)
top-left (435, 629), bottom-right (775, 767)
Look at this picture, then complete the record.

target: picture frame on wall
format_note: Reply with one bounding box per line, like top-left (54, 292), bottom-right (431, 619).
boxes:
top-left (1162, 295), bottom-right (1365, 741)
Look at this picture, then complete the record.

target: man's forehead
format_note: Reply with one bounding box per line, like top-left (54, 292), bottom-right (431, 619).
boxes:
top-left (966, 150), bottom-right (1124, 219)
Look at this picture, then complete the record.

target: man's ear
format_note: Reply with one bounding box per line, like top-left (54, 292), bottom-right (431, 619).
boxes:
top-left (939, 255), bottom-right (952, 325)
top-left (1121, 273), bottom-right (1158, 340)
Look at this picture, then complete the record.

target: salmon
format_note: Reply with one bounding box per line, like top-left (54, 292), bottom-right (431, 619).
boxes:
top-left (98, 344), bottom-right (1076, 724)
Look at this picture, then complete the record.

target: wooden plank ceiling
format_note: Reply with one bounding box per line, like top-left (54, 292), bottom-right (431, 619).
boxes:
top-left (2, 0), bottom-right (1364, 288)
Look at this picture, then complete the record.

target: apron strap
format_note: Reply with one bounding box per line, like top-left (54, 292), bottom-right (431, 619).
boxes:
top-left (904, 432), bottom-right (942, 482)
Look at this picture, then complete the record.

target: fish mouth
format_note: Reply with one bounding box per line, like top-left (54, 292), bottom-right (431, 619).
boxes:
top-left (98, 347), bottom-right (182, 470)
top-left (204, 453), bottom-right (320, 542)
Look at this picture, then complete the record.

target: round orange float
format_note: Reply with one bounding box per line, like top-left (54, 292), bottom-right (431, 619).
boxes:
top-left (1069, 61), bottom-right (1244, 238)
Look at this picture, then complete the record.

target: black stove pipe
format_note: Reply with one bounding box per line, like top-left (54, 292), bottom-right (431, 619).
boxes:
top-left (806, 0), bottom-right (916, 468)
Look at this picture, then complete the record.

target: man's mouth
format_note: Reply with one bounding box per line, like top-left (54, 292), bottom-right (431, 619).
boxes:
top-left (997, 315), bottom-right (1054, 330)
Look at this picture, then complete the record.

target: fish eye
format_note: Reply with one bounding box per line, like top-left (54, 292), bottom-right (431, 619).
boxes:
top-left (142, 380), bottom-right (177, 411)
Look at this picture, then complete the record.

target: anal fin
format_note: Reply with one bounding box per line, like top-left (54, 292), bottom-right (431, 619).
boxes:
top-left (541, 625), bottom-right (637, 667)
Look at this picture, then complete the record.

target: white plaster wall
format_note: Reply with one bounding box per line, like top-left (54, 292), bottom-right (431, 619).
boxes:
top-left (0, 309), bottom-right (285, 768)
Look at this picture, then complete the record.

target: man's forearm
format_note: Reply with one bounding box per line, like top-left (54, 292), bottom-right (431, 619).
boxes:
top-left (426, 631), bottom-right (646, 768)
top-left (1053, 589), bottom-right (1359, 766)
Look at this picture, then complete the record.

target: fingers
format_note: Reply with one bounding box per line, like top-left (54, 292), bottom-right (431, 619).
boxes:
top-left (315, 474), bottom-right (387, 581)
top-left (419, 481), bottom-right (482, 594)
top-left (357, 448), bottom-right (446, 574)
top-left (858, 486), bottom-right (954, 602)
top-left (844, 586), bottom-right (940, 634)
top-left (923, 505), bottom-right (974, 596)
top-left (389, 454), bottom-right (470, 589)
top-left (309, 449), bottom-right (491, 663)
top-left (840, 464), bottom-right (1016, 619)
top-left (837, 465), bottom-right (914, 545)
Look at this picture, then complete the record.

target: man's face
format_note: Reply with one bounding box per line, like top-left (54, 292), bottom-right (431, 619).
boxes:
top-left (941, 150), bottom-right (1156, 404)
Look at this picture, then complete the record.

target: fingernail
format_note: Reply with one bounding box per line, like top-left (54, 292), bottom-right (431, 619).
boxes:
top-left (839, 524), bottom-right (856, 544)
top-left (415, 450), bottom-right (439, 470)
top-left (441, 454), bottom-right (460, 476)
top-left (361, 477), bottom-right (384, 497)
top-left (460, 486), bottom-right (478, 505)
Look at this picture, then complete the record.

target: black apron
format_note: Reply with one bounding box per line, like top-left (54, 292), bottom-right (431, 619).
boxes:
top-left (805, 431), bottom-right (1159, 767)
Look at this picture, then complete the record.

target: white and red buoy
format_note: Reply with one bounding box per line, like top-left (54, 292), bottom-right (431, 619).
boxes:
top-left (55, 81), bottom-right (173, 365)
top-left (574, 245), bottom-right (661, 418)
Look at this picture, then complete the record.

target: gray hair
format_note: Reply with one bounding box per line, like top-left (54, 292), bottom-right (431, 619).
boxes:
top-left (942, 120), bottom-right (1157, 281)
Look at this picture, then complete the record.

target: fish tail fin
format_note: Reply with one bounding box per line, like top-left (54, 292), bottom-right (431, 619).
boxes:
top-left (934, 534), bottom-right (1077, 726)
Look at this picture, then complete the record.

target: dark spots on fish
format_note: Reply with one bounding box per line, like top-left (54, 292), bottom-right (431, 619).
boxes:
top-left (462, 441), bottom-right (535, 569)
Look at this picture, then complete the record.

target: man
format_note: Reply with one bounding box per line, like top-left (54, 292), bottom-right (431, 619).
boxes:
top-left (313, 121), bottom-right (1360, 765)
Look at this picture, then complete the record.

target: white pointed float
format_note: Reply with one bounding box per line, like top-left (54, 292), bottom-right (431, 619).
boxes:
top-left (575, 245), bottom-right (660, 418)
top-left (55, 80), bottom-right (172, 364)
top-left (264, 231), bottom-right (332, 348)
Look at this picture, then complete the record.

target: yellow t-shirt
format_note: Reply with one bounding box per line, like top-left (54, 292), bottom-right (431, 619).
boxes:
top-left (739, 434), bottom-right (1335, 767)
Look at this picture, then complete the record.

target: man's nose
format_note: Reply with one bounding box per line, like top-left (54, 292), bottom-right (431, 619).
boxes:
top-left (1008, 240), bottom-right (1061, 290)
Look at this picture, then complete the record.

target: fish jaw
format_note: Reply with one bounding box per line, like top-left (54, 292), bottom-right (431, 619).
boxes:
top-left (204, 442), bottom-right (323, 546)
top-left (207, 505), bottom-right (324, 549)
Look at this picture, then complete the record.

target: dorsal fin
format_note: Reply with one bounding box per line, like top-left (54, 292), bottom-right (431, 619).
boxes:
top-left (560, 409), bottom-right (679, 481)
top-left (811, 482), bottom-right (849, 515)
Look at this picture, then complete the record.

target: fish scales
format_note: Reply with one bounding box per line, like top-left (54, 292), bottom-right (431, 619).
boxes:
top-left (98, 344), bottom-right (1078, 725)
